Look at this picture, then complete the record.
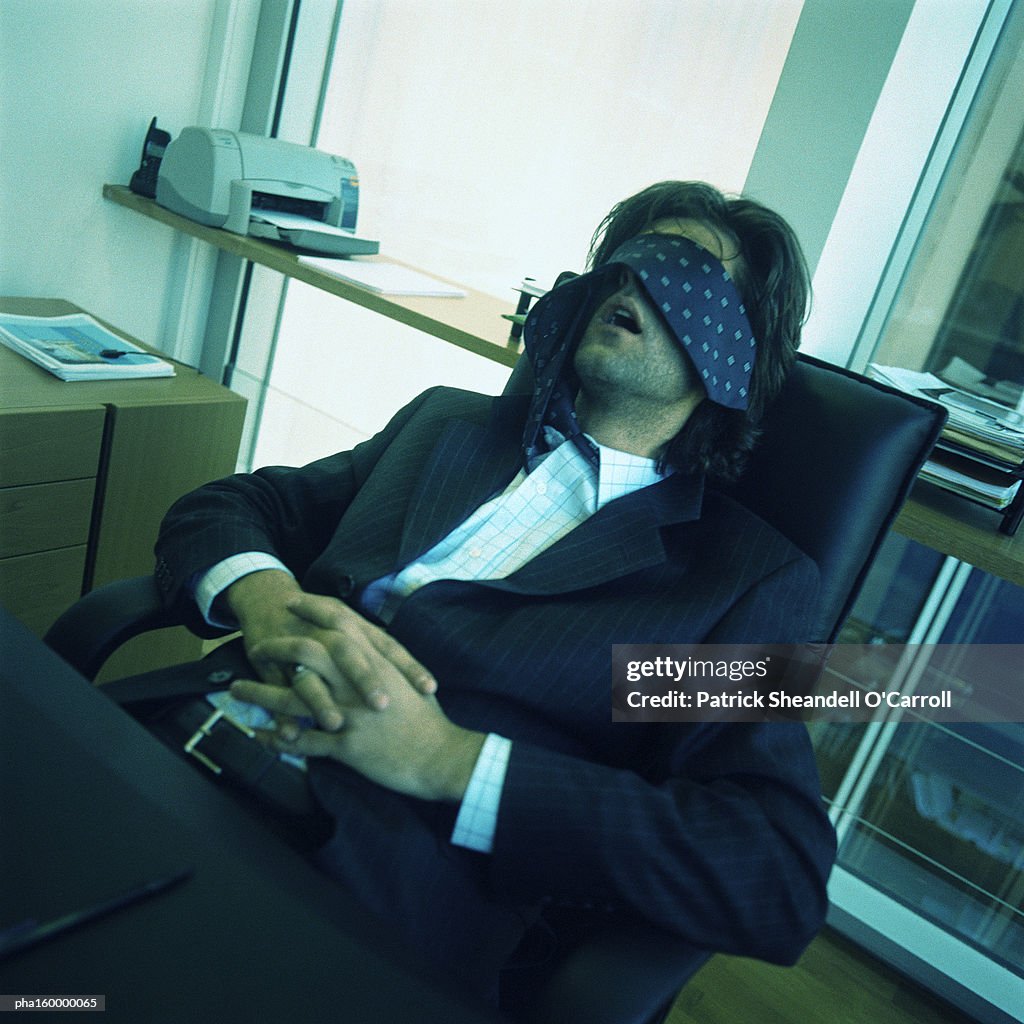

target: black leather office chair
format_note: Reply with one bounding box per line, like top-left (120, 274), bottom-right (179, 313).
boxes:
top-left (44, 352), bottom-right (945, 1024)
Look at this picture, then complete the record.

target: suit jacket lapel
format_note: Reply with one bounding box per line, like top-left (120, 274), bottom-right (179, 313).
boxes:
top-left (490, 471), bottom-right (705, 595)
top-left (396, 395), bottom-right (526, 565)
top-left (338, 388), bottom-right (705, 595)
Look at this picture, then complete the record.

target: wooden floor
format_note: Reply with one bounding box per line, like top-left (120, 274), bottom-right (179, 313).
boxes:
top-left (666, 928), bottom-right (978, 1024)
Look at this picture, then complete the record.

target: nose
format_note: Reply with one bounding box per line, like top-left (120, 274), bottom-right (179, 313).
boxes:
top-left (610, 266), bottom-right (640, 295)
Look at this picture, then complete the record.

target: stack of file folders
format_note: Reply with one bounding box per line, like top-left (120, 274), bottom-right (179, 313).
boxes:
top-left (869, 362), bottom-right (1024, 536)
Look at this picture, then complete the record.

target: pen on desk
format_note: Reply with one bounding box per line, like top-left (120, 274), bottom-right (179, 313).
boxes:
top-left (0, 866), bottom-right (193, 962)
top-left (100, 349), bottom-right (132, 359)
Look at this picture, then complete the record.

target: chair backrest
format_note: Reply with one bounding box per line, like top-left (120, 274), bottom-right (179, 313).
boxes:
top-left (504, 352), bottom-right (946, 643)
top-left (721, 354), bottom-right (945, 641)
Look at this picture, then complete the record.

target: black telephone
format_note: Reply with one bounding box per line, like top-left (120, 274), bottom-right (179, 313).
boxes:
top-left (129, 117), bottom-right (172, 199)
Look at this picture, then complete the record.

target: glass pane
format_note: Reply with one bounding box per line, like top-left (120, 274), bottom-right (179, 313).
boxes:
top-left (939, 568), bottom-right (1024, 644)
top-left (865, 43), bottom-right (1024, 528)
top-left (924, 149), bottom-right (1024, 395)
top-left (837, 533), bottom-right (949, 645)
top-left (837, 719), bottom-right (1024, 971)
top-left (870, 99), bottom-right (1024, 410)
top-left (812, 535), bottom-right (947, 801)
top-left (316, 0), bottom-right (803, 295)
top-left (819, 571), bottom-right (1024, 981)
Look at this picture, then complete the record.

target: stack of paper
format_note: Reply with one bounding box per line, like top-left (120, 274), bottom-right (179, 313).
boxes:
top-left (249, 211), bottom-right (380, 257)
top-left (299, 256), bottom-right (466, 297)
top-left (869, 364), bottom-right (1024, 466)
top-left (869, 363), bottom-right (1024, 528)
top-left (920, 450), bottom-right (1021, 509)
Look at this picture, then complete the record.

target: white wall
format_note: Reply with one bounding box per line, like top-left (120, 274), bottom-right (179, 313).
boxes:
top-left (0, 0), bottom-right (251, 356)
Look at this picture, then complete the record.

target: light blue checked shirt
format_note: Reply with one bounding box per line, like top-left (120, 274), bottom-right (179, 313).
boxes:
top-left (196, 430), bottom-right (666, 853)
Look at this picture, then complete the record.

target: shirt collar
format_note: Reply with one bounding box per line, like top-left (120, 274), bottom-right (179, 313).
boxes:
top-left (591, 438), bottom-right (665, 508)
top-left (541, 425), bottom-right (669, 509)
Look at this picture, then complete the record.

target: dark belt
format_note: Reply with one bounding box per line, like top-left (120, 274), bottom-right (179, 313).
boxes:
top-left (145, 696), bottom-right (334, 852)
top-left (100, 640), bottom-right (334, 850)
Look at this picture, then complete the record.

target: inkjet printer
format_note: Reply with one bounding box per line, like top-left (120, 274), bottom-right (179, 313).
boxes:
top-left (155, 126), bottom-right (379, 256)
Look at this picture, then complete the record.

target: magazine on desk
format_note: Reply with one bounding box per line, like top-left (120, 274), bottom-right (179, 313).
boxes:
top-left (868, 363), bottom-right (1024, 465)
top-left (0, 312), bottom-right (175, 381)
top-left (869, 362), bottom-right (1024, 522)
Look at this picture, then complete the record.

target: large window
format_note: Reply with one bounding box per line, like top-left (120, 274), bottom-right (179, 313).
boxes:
top-left (868, 60), bottom-right (1024, 394)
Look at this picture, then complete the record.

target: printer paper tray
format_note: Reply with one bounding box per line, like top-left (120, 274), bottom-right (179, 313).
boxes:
top-left (249, 211), bottom-right (379, 257)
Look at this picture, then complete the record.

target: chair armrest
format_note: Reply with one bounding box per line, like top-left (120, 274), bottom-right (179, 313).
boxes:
top-left (43, 575), bottom-right (182, 681)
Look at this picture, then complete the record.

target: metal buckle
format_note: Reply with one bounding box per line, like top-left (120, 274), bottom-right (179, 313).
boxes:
top-left (184, 708), bottom-right (256, 775)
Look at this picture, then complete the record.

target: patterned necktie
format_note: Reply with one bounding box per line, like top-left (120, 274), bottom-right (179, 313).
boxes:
top-left (521, 233), bottom-right (757, 467)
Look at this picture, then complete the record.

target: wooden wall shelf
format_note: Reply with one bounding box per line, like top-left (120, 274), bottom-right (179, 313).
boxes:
top-left (103, 184), bottom-right (520, 368)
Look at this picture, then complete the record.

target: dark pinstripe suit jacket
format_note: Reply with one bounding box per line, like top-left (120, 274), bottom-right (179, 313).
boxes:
top-left (155, 387), bottom-right (836, 964)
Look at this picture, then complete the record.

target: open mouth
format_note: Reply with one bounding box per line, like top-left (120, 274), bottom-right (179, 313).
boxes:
top-left (604, 305), bottom-right (641, 334)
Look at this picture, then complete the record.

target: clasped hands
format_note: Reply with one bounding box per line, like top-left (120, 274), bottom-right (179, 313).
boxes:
top-left (224, 570), bottom-right (484, 803)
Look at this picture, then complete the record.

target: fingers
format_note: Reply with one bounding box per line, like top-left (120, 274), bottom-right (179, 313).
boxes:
top-left (249, 633), bottom-right (388, 711)
top-left (367, 628), bottom-right (439, 696)
top-left (244, 643), bottom-right (348, 724)
top-left (229, 675), bottom-right (337, 724)
top-left (266, 725), bottom-right (344, 760)
top-left (287, 592), bottom-right (438, 696)
top-left (261, 692), bottom-right (476, 802)
top-left (231, 671), bottom-right (344, 737)
top-left (236, 589), bottom-right (438, 729)
top-left (289, 663), bottom-right (345, 731)
top-left (248, 653), bottom-right (291, 690)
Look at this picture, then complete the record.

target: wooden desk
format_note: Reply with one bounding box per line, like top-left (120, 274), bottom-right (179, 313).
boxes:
top-left (895, 480), bottom-right (1024, 588)
top-left (102, 187), bottom-right (1024, 589)
top-left (0, 298), bottom-right (246, 675)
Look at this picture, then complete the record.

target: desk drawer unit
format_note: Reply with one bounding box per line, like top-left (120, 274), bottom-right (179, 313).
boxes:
top-left (1, 297), bottom-right (247, 673)
top-left (0, 407), bottom-right (105, 634)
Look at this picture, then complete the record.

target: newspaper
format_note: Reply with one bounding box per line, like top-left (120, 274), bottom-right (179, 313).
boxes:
top-left (0, 312), bottom-right (174, 381)
top-left (869, 363), bottom-right (1024, 466)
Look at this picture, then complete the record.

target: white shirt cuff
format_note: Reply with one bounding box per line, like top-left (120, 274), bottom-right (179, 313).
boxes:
top-left (450, 733), bottom-right (512, 854)
top-left (193, 552), bottom-right (294, 627)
